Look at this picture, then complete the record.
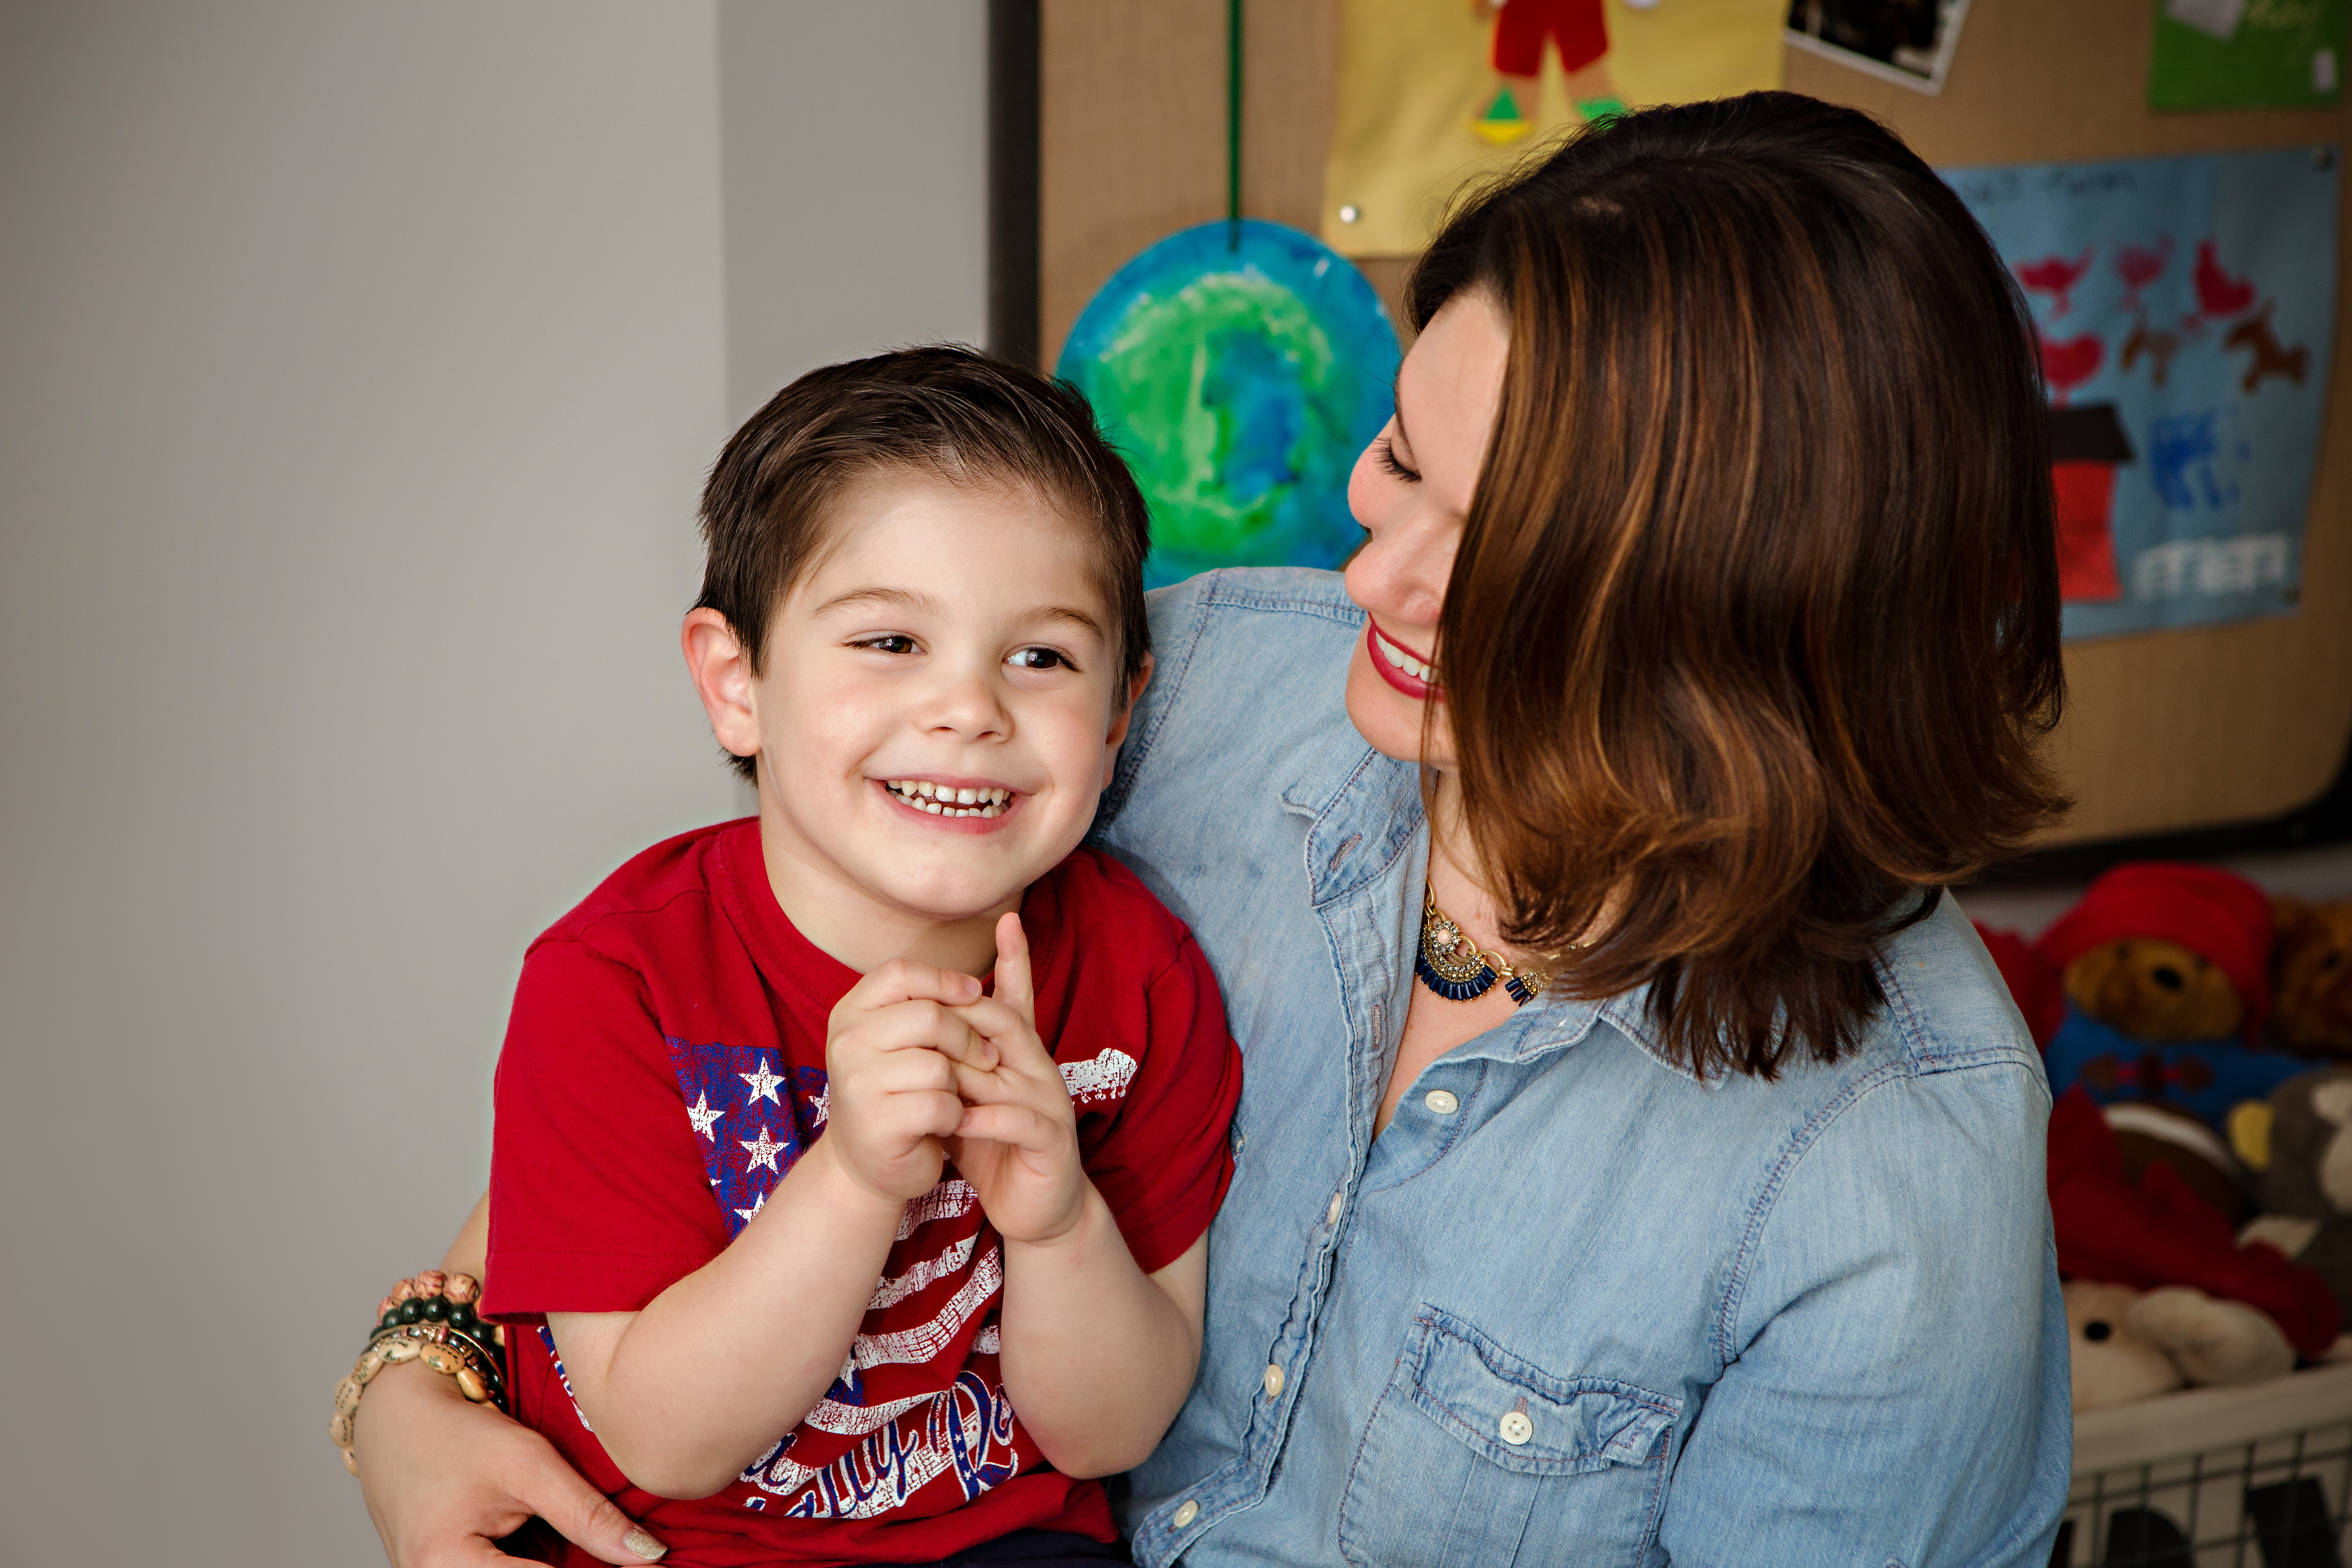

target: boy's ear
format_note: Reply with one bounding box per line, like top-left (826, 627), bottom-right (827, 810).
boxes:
top-left (1101, 653), bottom-right (1156, 769)
top-left (682, 608), bottom-right (762, 769)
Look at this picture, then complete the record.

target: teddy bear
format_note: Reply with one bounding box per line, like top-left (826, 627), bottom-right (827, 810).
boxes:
top-left (2063, 1278), bottom-right (2294, 1411)
top-left (2234, 1066), bottom-right (2352, 1321)
top-left (2273, 898), bottom-right (2352, 1059)
top-left (2032, 862), bottom-right (2311, 1132)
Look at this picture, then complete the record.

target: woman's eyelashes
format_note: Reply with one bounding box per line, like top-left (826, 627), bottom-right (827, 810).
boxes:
top-left (1374, 436), bottom-right (1421, 483)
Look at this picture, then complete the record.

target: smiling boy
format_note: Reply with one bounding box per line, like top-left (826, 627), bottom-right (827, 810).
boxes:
top-left (481, 349), bottom-right (1242, 1566)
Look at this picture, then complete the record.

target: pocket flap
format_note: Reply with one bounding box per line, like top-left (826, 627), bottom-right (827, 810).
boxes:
top-left (1405, 1309), bottom-right (1679, 1477)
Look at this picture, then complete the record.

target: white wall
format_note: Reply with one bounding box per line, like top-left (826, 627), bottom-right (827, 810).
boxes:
top-left (718, 0), bottom-right (989, 417)
top-left (0, 2), bottom-right (986, 1560)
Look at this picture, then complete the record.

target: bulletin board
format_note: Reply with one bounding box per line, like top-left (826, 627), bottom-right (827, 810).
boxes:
top-left (1034, 0), bottom-right (2351, 851)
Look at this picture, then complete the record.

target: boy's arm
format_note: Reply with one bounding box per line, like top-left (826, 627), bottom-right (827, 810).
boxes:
top-left (1001, 1218), bottom-right (1207, 1477)
top-left (547, 1135), bottom-right (908, 1499)
top-left (539, 959), bottom-right (1004, 1501)
top-left (945, 914), bottom-right (1216, 1477)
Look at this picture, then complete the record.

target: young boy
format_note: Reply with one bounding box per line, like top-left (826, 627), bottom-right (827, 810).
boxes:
top-left (481, 348), bottom-right (1242, 1566)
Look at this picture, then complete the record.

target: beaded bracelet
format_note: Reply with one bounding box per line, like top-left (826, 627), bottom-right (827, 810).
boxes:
top-left (330, 1271), bottom-right (508, 1474)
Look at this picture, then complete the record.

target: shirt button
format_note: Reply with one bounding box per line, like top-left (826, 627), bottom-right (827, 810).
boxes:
top-left (1172, 1499), bottom-right (1201, 1528)
top-left (1325, 1189), bottom-right (1344, 1227)
top-left (1499, 1410), bottom-right (1535, 1446)
top-left (1424, 1089), bottom-right (1459, 1115)
top-left (1263, 1362), bottom-right (1285, 1399)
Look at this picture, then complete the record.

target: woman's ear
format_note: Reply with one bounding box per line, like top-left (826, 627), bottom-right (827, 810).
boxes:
top-left (682, 608), bottom-right (761, 768)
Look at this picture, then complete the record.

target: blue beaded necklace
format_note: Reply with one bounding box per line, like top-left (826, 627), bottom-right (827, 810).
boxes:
top-left (1415, 888), bottom-right (1555, 1007)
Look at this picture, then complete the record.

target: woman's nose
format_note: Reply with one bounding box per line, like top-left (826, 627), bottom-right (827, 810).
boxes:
top-left (1345, 511), bottom-right (1452, 628)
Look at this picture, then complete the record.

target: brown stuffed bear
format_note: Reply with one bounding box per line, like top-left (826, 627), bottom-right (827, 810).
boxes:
top-left (2063, 937), bottom-right (2246, 1041)
top-left (2273, 898), bottom-right (2352, 1058)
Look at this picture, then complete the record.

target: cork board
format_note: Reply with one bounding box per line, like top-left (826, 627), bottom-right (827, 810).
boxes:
top-left (1040, 0), bottom-right (2351, 846)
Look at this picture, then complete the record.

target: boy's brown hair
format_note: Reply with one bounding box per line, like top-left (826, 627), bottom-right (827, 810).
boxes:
top-left (695, 346), bottom-right (1154, 783)
top-left (1412, 92), bottom-right (2071, 1078)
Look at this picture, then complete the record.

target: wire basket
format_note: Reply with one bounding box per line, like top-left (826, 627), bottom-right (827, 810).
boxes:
top-left (2057, 1361), bottom-right (2352, 1566)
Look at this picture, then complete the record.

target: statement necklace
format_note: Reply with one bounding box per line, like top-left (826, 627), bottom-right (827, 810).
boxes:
top-left (1416, 889), bottom-right (1555, 1007)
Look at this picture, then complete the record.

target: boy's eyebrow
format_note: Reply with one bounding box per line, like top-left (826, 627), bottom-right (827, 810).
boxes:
top-left (815, 585), bottom-right (1108, 642)
top-left (812, 586), bottom-right (944, 617)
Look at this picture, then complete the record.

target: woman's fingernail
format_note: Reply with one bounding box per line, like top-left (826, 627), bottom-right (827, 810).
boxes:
top-left (624, 1526), bottom-right (669, 1560)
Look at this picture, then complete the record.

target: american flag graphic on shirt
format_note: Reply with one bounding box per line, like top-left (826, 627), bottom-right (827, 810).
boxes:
top-left (656, 1035), bottom-right (1137, 1520)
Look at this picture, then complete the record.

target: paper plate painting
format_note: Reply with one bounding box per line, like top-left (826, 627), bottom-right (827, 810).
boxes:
top-left (1056, 219), bottom-right (1402, 589)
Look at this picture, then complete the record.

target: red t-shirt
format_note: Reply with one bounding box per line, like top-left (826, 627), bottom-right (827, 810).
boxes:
top-left (484, 820), bottom-right (1241, 1567)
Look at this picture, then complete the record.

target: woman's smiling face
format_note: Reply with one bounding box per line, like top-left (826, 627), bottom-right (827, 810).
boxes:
top-left (1341, 290), bottom-right (1511, 771)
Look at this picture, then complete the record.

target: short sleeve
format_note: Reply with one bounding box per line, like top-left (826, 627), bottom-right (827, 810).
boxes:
top-left (1080, 933), bottom-right (1243, 1276)
top-left (483, 938), bottom-right (729, 1319)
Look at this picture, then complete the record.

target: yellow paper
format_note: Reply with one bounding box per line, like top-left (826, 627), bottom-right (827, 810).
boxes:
top-left (1323, 0), bottom-right (1786, 258)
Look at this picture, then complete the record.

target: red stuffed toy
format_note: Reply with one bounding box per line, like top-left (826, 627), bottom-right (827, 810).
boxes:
top-left (2047, 1085), bottom-right (2339, 1358)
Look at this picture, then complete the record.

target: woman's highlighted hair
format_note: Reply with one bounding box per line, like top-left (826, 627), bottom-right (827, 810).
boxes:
top-left (1413, 92), bottom-right (2069, 1077)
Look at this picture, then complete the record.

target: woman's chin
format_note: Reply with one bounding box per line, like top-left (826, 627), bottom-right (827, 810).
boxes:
top-left (1344, 650), bottom-right (1449, 767)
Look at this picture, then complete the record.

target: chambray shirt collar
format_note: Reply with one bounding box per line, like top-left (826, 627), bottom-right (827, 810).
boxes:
top-left (1275, 728), bottom-right (1614, 1073)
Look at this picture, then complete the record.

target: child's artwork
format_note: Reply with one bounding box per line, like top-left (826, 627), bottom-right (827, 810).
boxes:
top-left (1322, 0), bottom-right (1784, 258)
top-left (1942, 147), bottom-right (2337, 641)
top-left (2149, 0), bottom-right (2345, 111)
top-left (1056, 220), bottom-right (1402, 588)
top-left (1785, 0), bottom-right (1974, 94)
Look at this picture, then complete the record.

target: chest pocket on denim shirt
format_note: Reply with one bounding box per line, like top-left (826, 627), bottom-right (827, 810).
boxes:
top-left (1338, 1308), bottom-right (1679, 1568)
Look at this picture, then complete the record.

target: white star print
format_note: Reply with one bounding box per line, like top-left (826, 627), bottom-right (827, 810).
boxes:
top-left (740, 1123), bottom-right (786, 1174)
top-left (740, 1056), bottom-right (786, 1106)
top-left (686, 1091), bottom-right (723, 1142)
top-left (735, 1189), bottom-right (768, 1225)
top-left (808, 1085), bottom-right (830, 1127)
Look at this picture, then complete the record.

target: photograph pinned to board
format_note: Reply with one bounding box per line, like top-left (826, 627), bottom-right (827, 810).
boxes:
top-left (1941, 146), bottom-right (2337, 641)
top-left (1323, 0), bottom-right (1785, 258)
top-left (2149, 0), bottom-right (2344, 110)
top-left (1785, 0), bottom-right (1974, 94)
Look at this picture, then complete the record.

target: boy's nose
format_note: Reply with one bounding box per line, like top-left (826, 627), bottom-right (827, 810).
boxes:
top-left (920, 664), bottom-right (1012, 739)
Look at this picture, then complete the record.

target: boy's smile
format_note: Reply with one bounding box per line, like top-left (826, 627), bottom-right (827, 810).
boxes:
top-left (684, 473), bottom-right (1143, 976)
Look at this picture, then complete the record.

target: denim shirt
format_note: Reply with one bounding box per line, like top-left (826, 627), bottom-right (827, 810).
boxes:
top-left (1090, 569), bottom-right (2070, 1568)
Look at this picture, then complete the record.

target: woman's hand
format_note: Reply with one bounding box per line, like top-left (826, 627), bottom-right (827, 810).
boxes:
top-left (353, 1359), bottom-right (668, 1566)
top-left (946, 913), bottom-right (1087, 1246)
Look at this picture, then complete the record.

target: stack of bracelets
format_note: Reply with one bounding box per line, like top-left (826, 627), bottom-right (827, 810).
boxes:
top-left (329, 1270), bottom-right (508, 1473)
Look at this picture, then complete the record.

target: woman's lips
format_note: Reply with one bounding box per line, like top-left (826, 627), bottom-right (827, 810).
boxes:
top-left (1365, 620), bottom-right (1440, 700)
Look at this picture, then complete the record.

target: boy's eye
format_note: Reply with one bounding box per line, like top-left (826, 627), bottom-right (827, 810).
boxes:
top-left (854, 634), bottom-right (919, 655)
top-left (1008, 646), bottom-right (1074, 671)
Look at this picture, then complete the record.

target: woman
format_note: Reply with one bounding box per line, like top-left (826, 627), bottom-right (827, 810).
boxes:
top-left (356, 94), bottom-right (2071, 1566)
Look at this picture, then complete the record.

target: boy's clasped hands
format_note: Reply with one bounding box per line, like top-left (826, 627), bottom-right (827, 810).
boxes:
top-left (820, 911), bottom-right (1087, 1247)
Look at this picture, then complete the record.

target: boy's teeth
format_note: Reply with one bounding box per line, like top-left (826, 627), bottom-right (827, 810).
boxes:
top-left (888, 780), bottom-right (1011, 816)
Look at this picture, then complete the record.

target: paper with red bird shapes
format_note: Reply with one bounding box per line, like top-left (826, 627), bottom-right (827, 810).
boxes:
top-left (1945, 147), bottom-right (2334, 640)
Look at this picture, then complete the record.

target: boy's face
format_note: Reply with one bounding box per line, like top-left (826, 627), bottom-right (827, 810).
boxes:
top-left (708, 476), bottom-right (1138, 949)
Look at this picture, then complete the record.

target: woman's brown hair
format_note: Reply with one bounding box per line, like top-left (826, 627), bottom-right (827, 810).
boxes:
top-left (1413, 91), bottom-right (2069, 1078)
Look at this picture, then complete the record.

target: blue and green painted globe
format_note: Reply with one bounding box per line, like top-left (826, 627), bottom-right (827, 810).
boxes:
top-left (1056, 219), bottom-right (1402, 589)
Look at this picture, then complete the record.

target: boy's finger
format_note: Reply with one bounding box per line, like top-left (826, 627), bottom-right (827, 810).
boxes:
top-left (992, 913), bottom-right (1036, 1022)
top-left (855, 1001), bottom-right (998, 1071)
top-left (954, 1100), bottom-right (1062, 1154)
top-left (944, 996), bottom-right (1050, 1069)
top-left (841, 958), bottom-right (984, 1016)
